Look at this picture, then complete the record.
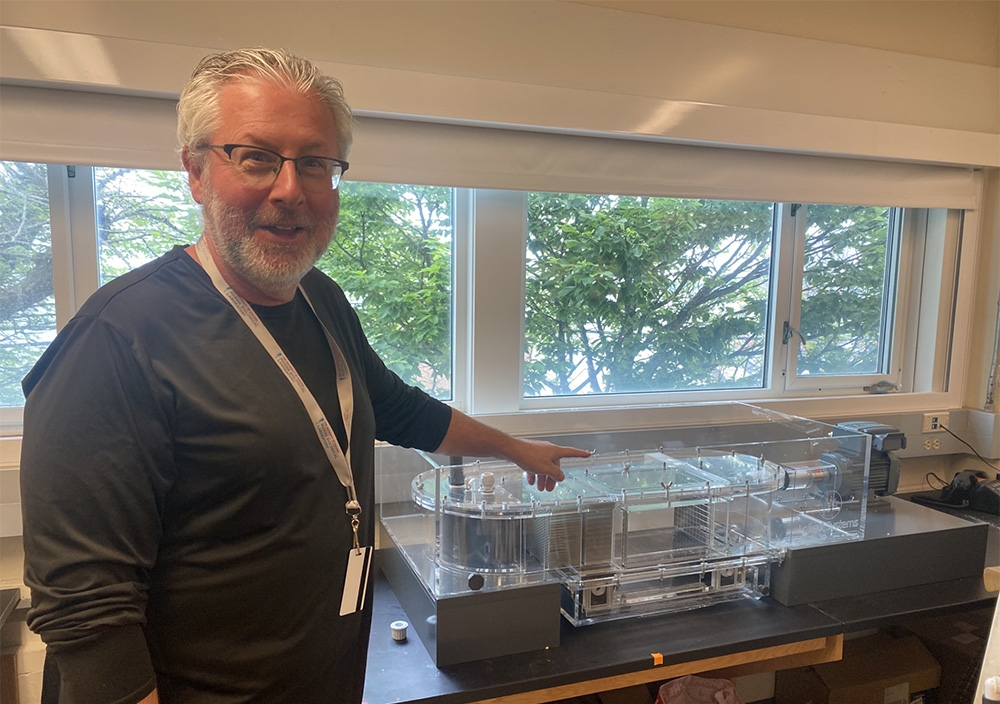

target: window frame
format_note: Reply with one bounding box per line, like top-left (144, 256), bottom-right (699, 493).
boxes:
top-left (1, 164), bottom-right (101, 432)
top-left (780, 203), bottom-right (911, 394)
top-left (0, 165), bottom-right (981, 434)
top-left (479, 193), bottom-right (951, 414)
top-left (2, 167), bottom-right (470, 425)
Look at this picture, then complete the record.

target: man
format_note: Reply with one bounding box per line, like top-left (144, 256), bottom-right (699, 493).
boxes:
top-left (20, 48), bottom-right (588, 704)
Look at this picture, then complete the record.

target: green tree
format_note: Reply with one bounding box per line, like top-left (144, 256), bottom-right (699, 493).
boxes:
top-left (525, 194), bottom-right (774, 396)
top-left (96, 168), bottom-right (201, 282)
top-left (798, 205), bottom-right (891, 375)
top-left (0, 162), bottom-right (53, 405)
top-left (318, 182), bottom-right (453, 399)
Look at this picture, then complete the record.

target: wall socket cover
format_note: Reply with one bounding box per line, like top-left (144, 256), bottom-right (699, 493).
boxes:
top-left (921, 412), bottom-right (949, 433)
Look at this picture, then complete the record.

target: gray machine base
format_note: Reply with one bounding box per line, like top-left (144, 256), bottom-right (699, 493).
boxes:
top-left (378, 547), bottom-right (562, 666)
top-left (770, 496), bottom-right (990, 606)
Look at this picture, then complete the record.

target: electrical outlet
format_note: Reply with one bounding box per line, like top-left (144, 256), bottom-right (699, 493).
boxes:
top-left (922, 412), bottom-right (949, 433)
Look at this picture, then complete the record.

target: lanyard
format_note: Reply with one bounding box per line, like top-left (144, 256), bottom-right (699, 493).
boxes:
top-left (194, 238), bottom-right (363, 550)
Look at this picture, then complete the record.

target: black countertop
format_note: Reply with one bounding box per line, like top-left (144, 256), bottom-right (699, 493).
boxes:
top-left (364, 569), bottom-right (841, 704)
top-left (0, 588), bottom-right (19, 629)
top-left (810, 497), bottom-right (998, 630)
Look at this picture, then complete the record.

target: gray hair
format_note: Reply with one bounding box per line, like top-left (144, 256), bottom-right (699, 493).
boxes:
top-left (177, 47), bottom-right (354, 162)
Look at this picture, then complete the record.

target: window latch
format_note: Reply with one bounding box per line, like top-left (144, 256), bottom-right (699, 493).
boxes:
top-left (782, 321), bottom-right (806, 345)
top-left (863, 380), bottom-right (901, 394)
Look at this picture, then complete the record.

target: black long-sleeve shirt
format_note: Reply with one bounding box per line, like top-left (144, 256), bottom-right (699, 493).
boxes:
top-left (20, 246), bottom-right (452, 703)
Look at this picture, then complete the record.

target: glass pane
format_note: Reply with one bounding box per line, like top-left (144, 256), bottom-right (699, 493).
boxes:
top-left (525, 194), bottom-right (773, 397)
top-left (318, 182), bottom-right (453, 401)
top-left (798, 205), bottom-right (894, 376)
top-left (96, 168), bottom-right (201, 283)
top-left (0, 162), bottom-right (54, 407)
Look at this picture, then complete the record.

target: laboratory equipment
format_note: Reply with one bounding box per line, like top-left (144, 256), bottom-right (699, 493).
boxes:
top-left (376, 403), bottom-right (873, 664)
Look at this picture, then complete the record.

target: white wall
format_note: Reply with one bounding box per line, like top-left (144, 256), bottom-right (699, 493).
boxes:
top-left (1, 1), bottom-right (997, 165)
top-left (579, 1), bottom-right (999, 66)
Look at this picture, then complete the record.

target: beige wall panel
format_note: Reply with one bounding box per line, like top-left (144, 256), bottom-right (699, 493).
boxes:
top-left (1, 0), bottom-right (997, 134)
top-left (575, 1), bottom-right (1000, 67)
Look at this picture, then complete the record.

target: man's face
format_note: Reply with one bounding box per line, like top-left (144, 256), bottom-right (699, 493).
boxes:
top-left (186, 78), bottom-right (341, 303)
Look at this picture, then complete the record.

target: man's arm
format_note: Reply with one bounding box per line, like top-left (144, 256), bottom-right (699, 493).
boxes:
top-left (434, 409), bottom-right (591, 491)
top-left (21, 317), bottom-right (172, 704)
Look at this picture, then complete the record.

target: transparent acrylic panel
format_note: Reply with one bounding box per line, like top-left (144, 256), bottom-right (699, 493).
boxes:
top-left (0, 162), bottom-right (54, 406)
top-left (377, 403), bottom-right (870, 625)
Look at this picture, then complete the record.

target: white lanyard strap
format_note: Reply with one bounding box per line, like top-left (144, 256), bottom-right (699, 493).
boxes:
top-left (194, 239), bottom-right (361, 540)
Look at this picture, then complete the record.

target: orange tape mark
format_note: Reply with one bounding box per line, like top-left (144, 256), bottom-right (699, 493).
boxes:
top-left (651, 652), bottom-right (663, 666)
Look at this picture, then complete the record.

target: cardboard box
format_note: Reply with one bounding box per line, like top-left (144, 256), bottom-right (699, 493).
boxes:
top-left (898, 607), bottom-right (993, 703)
top-left (775, 633), bottom-right (940, 704)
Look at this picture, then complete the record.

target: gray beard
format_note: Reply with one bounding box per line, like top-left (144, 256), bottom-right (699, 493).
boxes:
top-left (201, 189), bottom-right (336, 299)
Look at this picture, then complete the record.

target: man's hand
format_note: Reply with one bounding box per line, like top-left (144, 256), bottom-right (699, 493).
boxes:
top-left (434, 410), bottom-right (591, 491)
top-left (509, 438), bottom-right (591, 492)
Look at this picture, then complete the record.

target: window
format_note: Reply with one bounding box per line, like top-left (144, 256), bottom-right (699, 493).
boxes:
top-left (0, 165), bottom-right (456, 421)
top-left (522, 193), bottom-right (914, 402)
top-left (96, 167), bottom-right (200, 282)
top-left (0, 75), bottom-right (983, 431)
top-left (525, 194), bottom-right (773, 396)
top-left (318, 182), bottom-right (454, 400)
top-left (783, 204), bottom-right (903, 391)
top-left (0, 161), bottom-right (53, 407)
top-left (0, 159), bottom-right (965, 428)
top-left (799, 206), bottom-right (896, 376)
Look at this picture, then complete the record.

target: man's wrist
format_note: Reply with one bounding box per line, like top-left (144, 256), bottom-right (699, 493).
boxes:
top-left (47, 623), bottom-right (156, 704)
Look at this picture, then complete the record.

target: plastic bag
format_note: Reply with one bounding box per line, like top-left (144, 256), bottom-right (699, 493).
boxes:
top-left (654, 675), bottom-right (745, 704)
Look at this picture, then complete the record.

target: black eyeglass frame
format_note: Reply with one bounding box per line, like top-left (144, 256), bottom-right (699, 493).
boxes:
top-left (202, 143), bottom-right (349, 184)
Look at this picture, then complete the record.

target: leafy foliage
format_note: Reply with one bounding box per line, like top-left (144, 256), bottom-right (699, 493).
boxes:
top-left (0, 162), bottom-right (893, 408)
top-left (0, 162), bottom-right (53, 405)
top-left (525, 194), bottom-right (774, 396)
top-left (798, 205), bottom-right (892, 375)
top-left (320, 183), bottom-right (453, 399)
top-left (96, 168), bottom-right (201, 282)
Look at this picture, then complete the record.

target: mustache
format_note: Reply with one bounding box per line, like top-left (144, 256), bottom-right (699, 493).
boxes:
top-left (250, 208), bottom-right (316, 230)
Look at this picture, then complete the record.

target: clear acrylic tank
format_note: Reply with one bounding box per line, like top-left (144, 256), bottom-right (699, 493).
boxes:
top-left (376, 403), bottom-right (871, 662)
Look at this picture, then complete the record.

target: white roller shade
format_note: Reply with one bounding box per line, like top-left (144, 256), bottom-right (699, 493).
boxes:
top-left (0, 85), bottom-right (182, 170)
top-left (0, 84), bottom-right (982, 209)
top-left (352, 118), bottom-right (983, 210)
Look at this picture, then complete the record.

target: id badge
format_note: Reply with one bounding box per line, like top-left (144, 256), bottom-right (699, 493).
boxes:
top-left (340, 546), bottom-right (372, 616)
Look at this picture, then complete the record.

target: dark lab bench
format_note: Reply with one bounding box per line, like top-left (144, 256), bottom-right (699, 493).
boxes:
top-left (1, 588), bottom-right (23, 704)
top-left (364, 568), bottom-right (845, 704)
top-left (363, 519), bottom-right (999, 704)
top-left (809, 498), bottom-right (999, 631)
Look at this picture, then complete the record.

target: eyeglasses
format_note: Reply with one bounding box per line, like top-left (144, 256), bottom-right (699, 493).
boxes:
top-left (203, 143), bottom-right (349, 191)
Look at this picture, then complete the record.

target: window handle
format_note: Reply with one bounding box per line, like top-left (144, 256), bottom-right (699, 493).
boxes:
top-left (863, 380), bottom-right (901, 394)
top-left (782, 321), bottom-right (806, 345)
